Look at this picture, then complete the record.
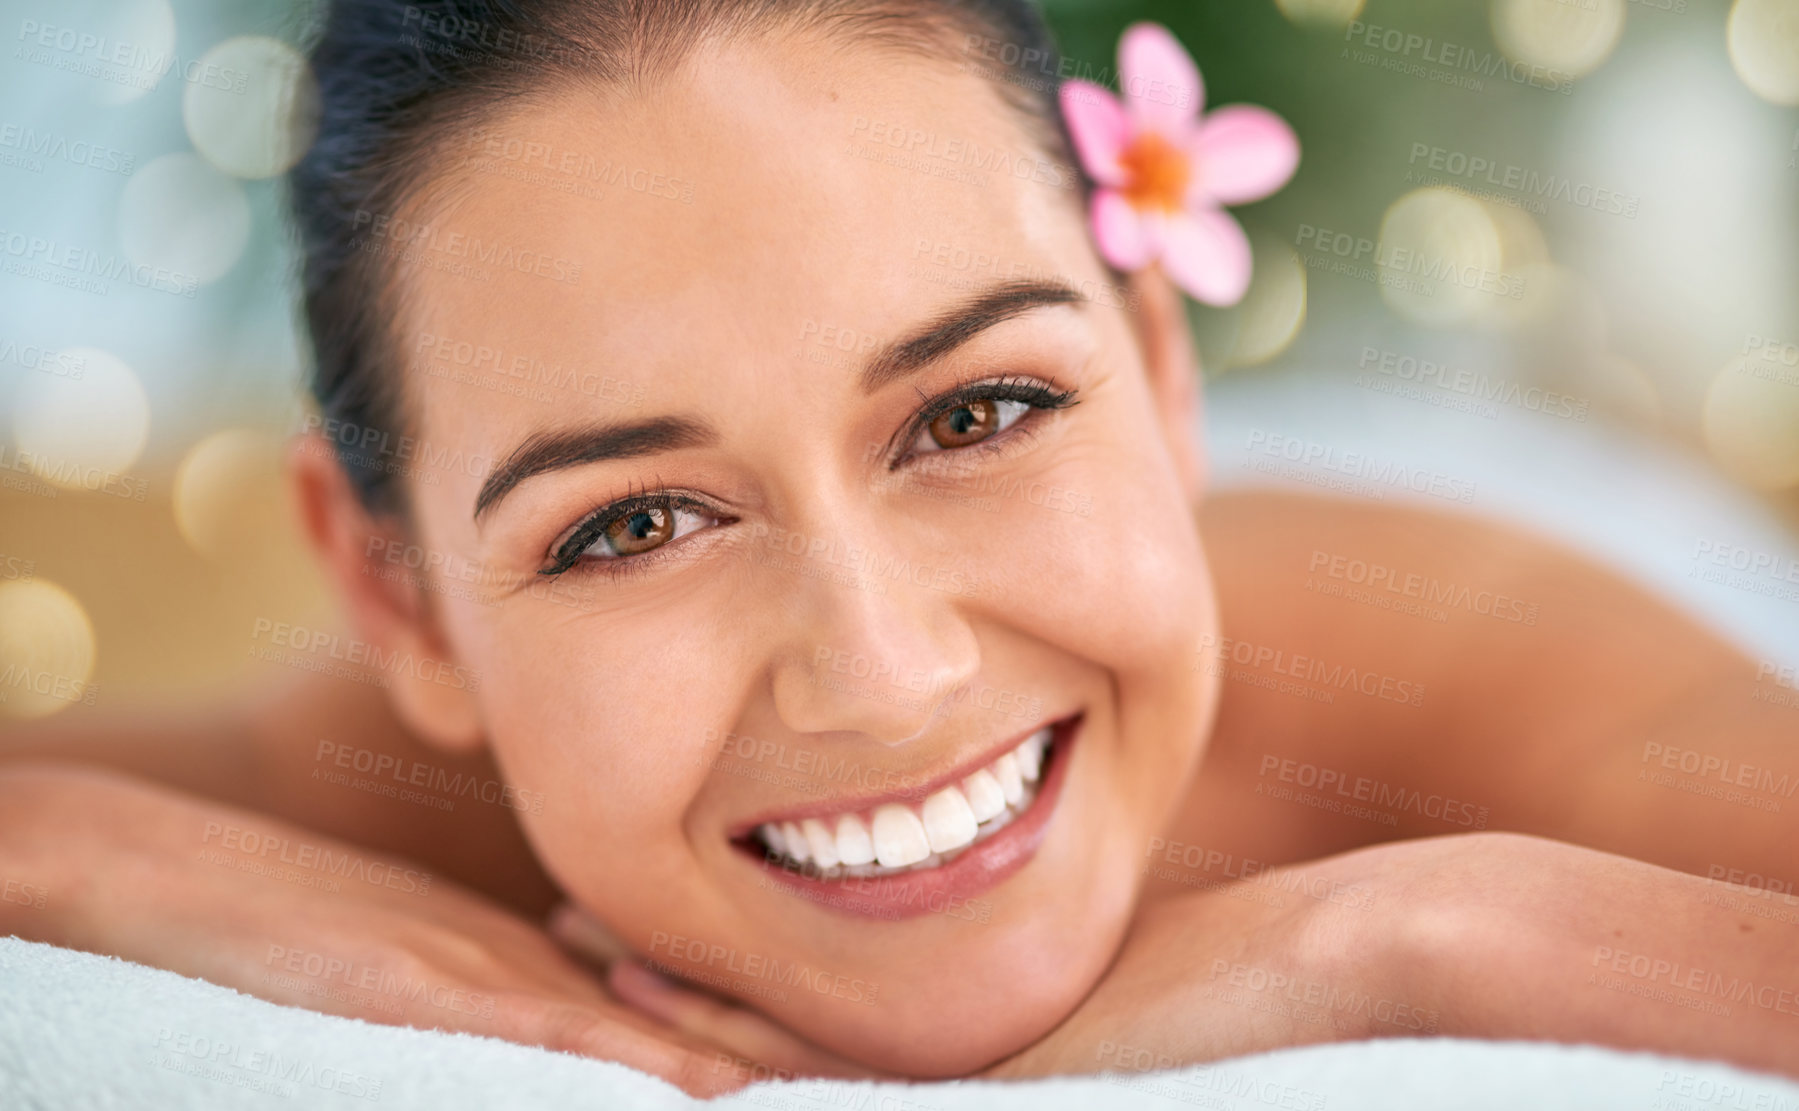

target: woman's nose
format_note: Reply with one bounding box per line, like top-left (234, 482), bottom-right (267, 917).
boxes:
top-left (768, 565), bottom-right (982, 746)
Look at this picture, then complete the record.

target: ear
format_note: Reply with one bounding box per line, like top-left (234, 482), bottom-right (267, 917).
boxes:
top-left (1127, 266), bottom-right (1207, 504)
top-left (287, 431), bottom-right (486, 754)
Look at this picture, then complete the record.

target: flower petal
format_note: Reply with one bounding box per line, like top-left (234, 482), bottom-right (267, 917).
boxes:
top-left (1059, 80), bottom-right (1131, 186)
top-left (1193, 105), bottom-right (1300, 206)
top-left (1118, 22), bottom-right (1203, 133)
top-left (1091, 189), bottom-right (1155, 271)
top-left (1159, 208), bottom-right (1253, 306)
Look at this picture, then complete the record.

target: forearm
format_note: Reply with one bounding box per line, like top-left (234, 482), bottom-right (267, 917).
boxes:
top-left (0, 674), bottom-right (558, 914)
top-left (1372, 833), bottom-right (1799, 1076)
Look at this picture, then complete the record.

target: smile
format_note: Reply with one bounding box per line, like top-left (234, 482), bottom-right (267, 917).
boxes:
top-left (733, 714), bottom-right (1081, 917)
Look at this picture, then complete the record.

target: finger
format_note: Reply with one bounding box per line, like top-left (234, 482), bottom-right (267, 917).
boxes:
top-left (481, 990), bottom-right (749, 1098)
top-left (545, 902), bottom-right (632, 970)
top-left (608, 961), bottom-right (881, 1080)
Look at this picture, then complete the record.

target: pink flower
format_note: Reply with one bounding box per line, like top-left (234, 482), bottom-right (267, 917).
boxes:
top-left (1060, 23), bottom-right (1299, 306)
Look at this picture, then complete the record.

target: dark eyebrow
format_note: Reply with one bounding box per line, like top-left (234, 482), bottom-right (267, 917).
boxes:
top-left (473, 416), bottom-right (715, 523)
top-left (473, 279), bottom-right (1086, 524)
top-left (860, 279), bottom-right (1088, 395)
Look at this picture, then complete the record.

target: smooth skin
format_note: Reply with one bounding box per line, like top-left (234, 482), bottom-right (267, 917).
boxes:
top-left (3, 24), bottom-right (1796, 1094)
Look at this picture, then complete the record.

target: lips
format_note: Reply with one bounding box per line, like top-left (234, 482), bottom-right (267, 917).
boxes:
top-left (734, 714), bottom-right (1081, 919)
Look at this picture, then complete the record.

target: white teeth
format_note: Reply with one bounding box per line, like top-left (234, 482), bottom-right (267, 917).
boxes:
top-left (871, 804), bottom-right (931, 868)
top-left (780, 821), bottom-right (810, 863)
top-left (921, 786), bottom-right (979, 854)
top-left (835, 813), bottom-right (875, 866)
top-left (993, 752), bottom-right (1025, 806)
top-left (801, 818), bottom-right (840, 868)
top-left (962, 769), bottom-right (1006, 823)
top-left (1015, 728), bottom-right (1047, 782)
top-left (752, 724), bottom-right (1059, 877)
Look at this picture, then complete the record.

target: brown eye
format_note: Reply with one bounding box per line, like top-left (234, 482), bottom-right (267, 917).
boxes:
top-left (928, 399), bottom-right (1000, 449)
top-left (604, 505), bottom-right (675, 555)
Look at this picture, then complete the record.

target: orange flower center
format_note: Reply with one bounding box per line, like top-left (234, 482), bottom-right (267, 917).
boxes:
top-left (1118, 131), bottom-right (1192, 213)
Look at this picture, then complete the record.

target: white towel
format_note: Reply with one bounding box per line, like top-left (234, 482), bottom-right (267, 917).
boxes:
top-left (4, 936), bottom-right (1796, 1110)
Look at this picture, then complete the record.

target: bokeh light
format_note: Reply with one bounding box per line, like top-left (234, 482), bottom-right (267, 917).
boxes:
top-left (83, 0), bottom-right (177, 107)
top-left (0, 581), bottom-right (97, 721)
top-left (1377, 187), bottom-right (1506, 327)
top-left (1703, 354), bottom-right (1799, 489)
top-left (1274, 0), bottom-right (1367, 30)
top-left (1491, 0), bottom-right (1626, 80)
top-left (1727, 0), bottom-right (1799, 105)
top-left (1229, 244), bottom-right (1309, 366)
top-left (11, 347), bottom-right (150, 487)
top-left (183, 36), bottom-right (320, 180)
top-left (118, 153), bottom-right (252, 286)
top-left (173, 428), bottom-right (291, 562)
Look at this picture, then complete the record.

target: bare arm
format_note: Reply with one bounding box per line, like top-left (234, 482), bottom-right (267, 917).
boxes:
top-left (993, 832), bottom-right (1799, 1080)
top-left (0, 672), bottom-right (557, 914)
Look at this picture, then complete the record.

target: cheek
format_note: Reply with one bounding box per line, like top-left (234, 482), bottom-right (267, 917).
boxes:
top-left (457, 607), bottom-right (737, 899)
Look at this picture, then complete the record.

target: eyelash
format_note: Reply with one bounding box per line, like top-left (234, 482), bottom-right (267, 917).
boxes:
top-left (539, 374), bottom-right (1081, 579)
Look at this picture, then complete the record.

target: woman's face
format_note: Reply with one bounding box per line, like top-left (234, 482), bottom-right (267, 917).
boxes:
top-left (361, 31), bottom-right (1219, 1074)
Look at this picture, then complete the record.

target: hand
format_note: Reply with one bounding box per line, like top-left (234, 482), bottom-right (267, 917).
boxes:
top-left (0, 763), bottom-right (800, 1096)
top-left (978, 853), bottom-right (1395, 1078)
top-left (550, 903), bottom-right (885, 1084)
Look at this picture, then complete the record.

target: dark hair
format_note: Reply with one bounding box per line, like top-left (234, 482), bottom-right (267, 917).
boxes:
top-left (289, 0), bottom-right (1084, 518)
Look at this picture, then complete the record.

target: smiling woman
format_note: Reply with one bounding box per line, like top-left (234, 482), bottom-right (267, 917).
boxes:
top-left (2, 0), bottom-right (1798, 1099)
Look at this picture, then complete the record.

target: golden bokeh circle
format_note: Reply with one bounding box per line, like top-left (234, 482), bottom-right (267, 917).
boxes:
top-left (1702, 354), bottom-right (1799, 488)
top-left (0, 580), bottom-right (97, 720)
